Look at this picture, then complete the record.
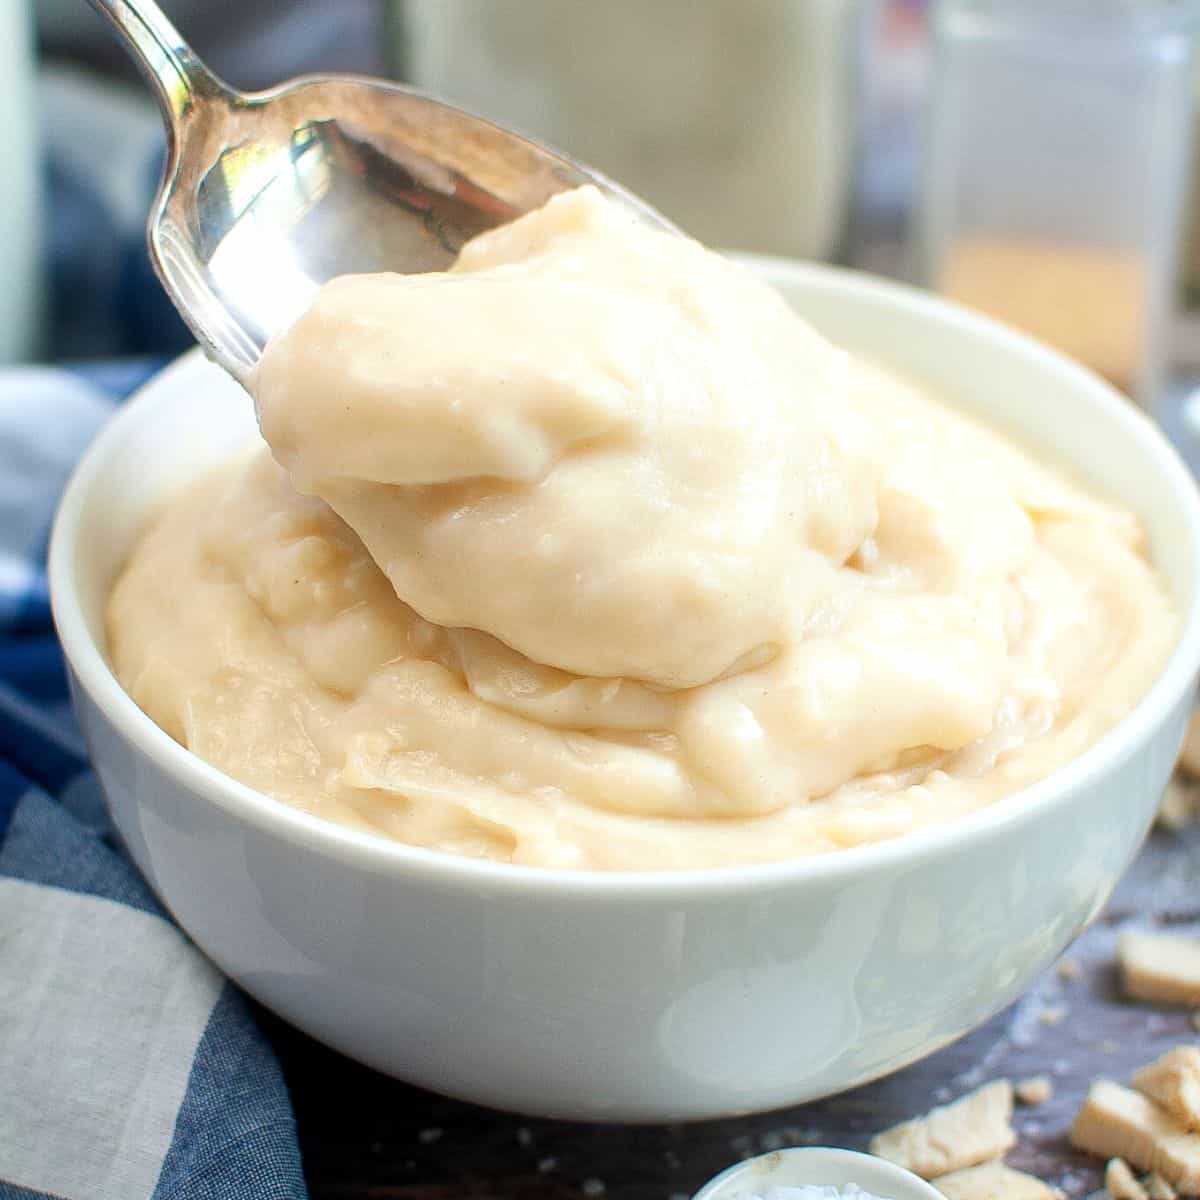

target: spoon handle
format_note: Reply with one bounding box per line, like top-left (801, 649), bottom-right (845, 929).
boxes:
top-left (84, 0), bottom-right (235, 133)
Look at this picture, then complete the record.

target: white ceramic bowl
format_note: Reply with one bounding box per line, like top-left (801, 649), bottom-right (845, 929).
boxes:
top-left (50, 260), bottom-right (1200, 1122)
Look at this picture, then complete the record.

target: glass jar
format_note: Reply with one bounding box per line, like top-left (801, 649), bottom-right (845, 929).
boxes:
top-left (396, 0), bottom-right (862, 261)
top-left (918, 0), bottom-right (1197, 407)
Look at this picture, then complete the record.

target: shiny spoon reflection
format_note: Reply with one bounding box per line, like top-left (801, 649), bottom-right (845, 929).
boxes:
top-left (87, 0), bottom-right (675, 385)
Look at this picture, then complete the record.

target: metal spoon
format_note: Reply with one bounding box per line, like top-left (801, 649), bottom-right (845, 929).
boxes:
top-left (87, 0), bottom-right (674, 386)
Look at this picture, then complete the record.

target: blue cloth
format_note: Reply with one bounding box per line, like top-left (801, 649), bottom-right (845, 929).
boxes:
top-left (42, 67), bottom-right (193, 362)
top-left (0, 68), bottom-right (308, 1195)
top-left (0, 363), bottom-right (308, 1199)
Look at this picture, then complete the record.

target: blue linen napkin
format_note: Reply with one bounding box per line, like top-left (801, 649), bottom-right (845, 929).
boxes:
top-left (0, 65), bottom-right (311, 1199)
top-left (0, 63), bottom-right (327, 1198)
top-left (0, 370), bottom-right (308, 1196)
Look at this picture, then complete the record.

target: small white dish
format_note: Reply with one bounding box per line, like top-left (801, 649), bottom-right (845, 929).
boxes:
top-left (693, 1147), bottom-right (945, 1200)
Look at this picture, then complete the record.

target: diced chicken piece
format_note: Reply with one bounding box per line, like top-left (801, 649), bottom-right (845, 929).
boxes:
top-left (1070, 1080), bottom-right (1200, 1193)
top-left (869, 1079), bottom-right (1016, 1179)
top-left (1105, 1157), bottom-right (1149, 1200)
top-left (933, 1163), bottom-right (1056, 1200)
top-left (1178, 712), bottom-right (1200, 778)
top-left (1119, 932), bottom-right (1200, 1008)
top-left (1142, 1172), bottom-right (1176, 1200)
top-left (1016, 1076), bottom-right (1054, 1106)
top-left (1134, 1048), bottom-right (1200, 1131)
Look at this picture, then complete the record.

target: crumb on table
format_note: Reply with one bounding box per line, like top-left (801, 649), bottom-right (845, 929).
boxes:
top-left (1177, 713), bottom-right (1200, 779)
top-left (1105, 1156), bottom-right (1149, 1200)
top-left (933, 1162), bottom-right (1056, 1200)
top-left (869, 1080), bottom-right (1015, 1179)
top-left (1133, 1048), bottom-right (1200, 1132)
top-left (1118, 932), bottom-right (1200, 1008)
top-left (1143, 1171), bottom-right (1177, 1200)
top-left (1070, 1080), bottom-right (1200, 1193)
top-left (1016, 1076), bottom-right (1054, 1107)
top-left (1158, 780), bottom-right (1198, 832)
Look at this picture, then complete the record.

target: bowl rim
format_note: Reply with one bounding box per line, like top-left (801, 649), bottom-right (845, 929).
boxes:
top-left (691, 1145), bottom-right (946, 1200)
top-left (49, 257), bottom-right (1200, 898)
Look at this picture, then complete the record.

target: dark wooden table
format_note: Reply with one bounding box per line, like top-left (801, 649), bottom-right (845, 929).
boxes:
top-left (265, 819), bottom-right (1200, 1200)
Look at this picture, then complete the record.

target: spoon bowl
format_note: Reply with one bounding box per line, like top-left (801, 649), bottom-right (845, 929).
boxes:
top-left (89, 0), bottom-right (674, 384)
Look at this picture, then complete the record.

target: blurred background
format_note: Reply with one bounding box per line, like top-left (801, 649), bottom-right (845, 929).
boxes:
top-left (23, 0), bottom-right (1200, 453)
